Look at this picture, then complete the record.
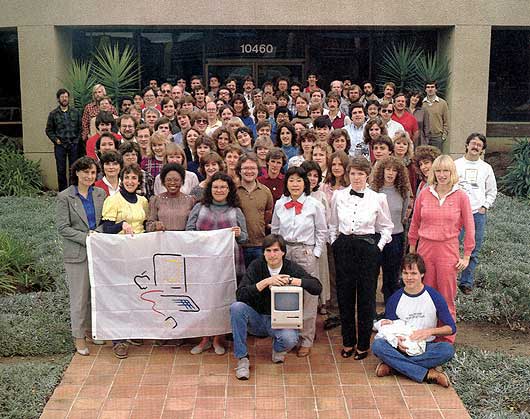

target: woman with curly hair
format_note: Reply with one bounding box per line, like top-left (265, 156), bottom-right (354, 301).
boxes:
top-left (211, 127), bottom-right (235, 157)
top-left (371, 156), bottom-right (411, 307)
top-left (186, 172), bottom-right (248, 355)
top-left (392, 131), bottom-right (417, 196)
top-left (412, 145), bottom-right (441, 195)
top-left (362, 117), bottom-right (388, 163)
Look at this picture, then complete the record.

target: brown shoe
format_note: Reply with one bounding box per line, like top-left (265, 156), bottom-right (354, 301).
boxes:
top-left (375, 362), bottom-right (393, 377)
top-left (426, 368), bottom-right (450, 387)
top-left (113, 342), bottom-right (129, 359)
top-left (297, 346), bottom-right (311, 357)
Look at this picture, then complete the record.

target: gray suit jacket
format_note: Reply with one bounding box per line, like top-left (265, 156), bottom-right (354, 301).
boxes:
top-left (57, 185), bottom-right (107, 263)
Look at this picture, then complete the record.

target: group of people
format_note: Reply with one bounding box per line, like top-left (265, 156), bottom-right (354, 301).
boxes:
top-left (53, 72), bottom-right (496, 387)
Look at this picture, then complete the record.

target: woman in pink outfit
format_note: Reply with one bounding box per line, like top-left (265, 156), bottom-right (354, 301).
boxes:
top-left (408, 155), bottom-right (475, 343)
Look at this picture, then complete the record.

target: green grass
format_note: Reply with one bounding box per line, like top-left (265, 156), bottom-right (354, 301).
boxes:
top-left (457, 194), bottom-right (530, 328)
top-left (0, 354), bottom-right (72, 419)
top-left (447, 347), bottom-right (530, 418)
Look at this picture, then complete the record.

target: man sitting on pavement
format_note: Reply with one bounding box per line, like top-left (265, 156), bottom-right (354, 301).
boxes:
top-left (230, 234), bottom-right (322, 380)
top-left (372, 253), bottom-right (456, 387)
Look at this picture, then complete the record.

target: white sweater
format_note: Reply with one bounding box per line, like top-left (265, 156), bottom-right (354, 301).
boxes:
top-left (455, 157), bottom-right (497, 213)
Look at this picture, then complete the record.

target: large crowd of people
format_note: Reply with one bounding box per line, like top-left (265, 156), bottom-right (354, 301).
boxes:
top-left (50, 72), bottom-right (497, 387)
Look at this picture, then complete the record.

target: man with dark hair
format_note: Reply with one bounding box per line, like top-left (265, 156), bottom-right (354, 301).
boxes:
top-left (208, 75), bottom-right (220, 99)
top-left (119, 96), bottom-right (133, 115)
top-left (236, 153), bottom-right (274, 267)
top-left (274, 106), bottom-right (292, 124)
top-left (345, 102), bottom-right (366, 157)
top-left (288, 81), bottom-right (302, 115)
top-left (455, 133), bottom-right (497, 295)
top-left (85, 111), bottom-right (117, 160)
top-left (225, 78), bottom-right (238, 95)
top-left (313, 115), bottom-right (332, 142)
top-left (422, 81), bottom-right (449, 151)
top-left (230, 234), bottom-right (322, 380)
top-left (242, 75), bottom-right (255, 109)
top-left (46, 88), bottom-right (82, 191)
top-left (190, 75), bottom-right (203, 90)
top-left (217, 85), bottom-right (233, 103)
top-left (372, 253), bottom-right (456, 388)
top-left (192, 86), bottom-right (207, 110)
top-left (360, 81), bottom-right (378, 106)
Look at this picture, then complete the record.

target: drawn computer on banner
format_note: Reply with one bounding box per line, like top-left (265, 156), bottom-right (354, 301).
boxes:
top-left (133, 253), bottom-right (200, 328)
top-left (270, 285), bottom-right (303, 329)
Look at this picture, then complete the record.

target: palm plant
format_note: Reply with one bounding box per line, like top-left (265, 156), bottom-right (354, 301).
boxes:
top-left (92, 43), bottom-right (140, 104)
top-left (63, 59), bottom-right (96, 109)
top-left (376, 42), bottom-right (423, 93)
top-left (377, 41), bottom-right (451, 96)
top-left (413, 51), bottom-right (451, 96)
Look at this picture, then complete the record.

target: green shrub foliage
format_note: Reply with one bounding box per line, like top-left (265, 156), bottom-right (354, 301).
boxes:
top-left (500, 138), bottom-right (530, 199)
top-left (0, 142), bottom-right (43, 196)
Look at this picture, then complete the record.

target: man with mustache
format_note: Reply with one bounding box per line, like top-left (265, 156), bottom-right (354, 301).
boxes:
top-left (454, 133), bottom-right (497, 295)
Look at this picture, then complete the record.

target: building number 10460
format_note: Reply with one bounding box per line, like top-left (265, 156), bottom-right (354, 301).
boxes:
top-left (240, 44), bottom-right (274, 54)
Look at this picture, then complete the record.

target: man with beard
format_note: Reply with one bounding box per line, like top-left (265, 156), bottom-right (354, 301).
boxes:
top-left (46, 88), bottom-right (82, 191)
top-left (360, 81), bottom-right (378, 106)
top-left (117, 114), bottom-right (137, 142)
top-left (455, 133), bottom-right (497, 295)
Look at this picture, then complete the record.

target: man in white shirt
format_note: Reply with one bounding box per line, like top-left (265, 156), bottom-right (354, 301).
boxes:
top-left (379, 100), bottom-right (404, 139)
top-left (345, 103), bottom-right (366, 157)
top-left (455, 133), bottom-right (497, 295)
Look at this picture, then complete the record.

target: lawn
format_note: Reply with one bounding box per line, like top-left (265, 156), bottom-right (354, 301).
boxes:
top-left (0, 193), bottom-right (529, 418)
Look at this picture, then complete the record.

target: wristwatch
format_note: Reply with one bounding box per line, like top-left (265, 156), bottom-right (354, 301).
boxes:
top-left (288, 277), bottom-right (293, 285)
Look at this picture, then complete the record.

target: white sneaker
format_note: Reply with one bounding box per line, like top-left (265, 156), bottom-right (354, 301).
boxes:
top-left (272, 349), bottom-right (287, 364)
top-left (235, 357), bottom-right (250, 380)
top-left (213, 342), bottom-right (226, 355)
top-left (190, 340), bottom-right (212, 355)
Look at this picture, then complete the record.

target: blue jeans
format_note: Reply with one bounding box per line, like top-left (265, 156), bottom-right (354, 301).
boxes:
top-left (372, 338), bottom-right (454, 383)
top-left (230, 301), bottom-right (299, 359)
top-left (459, 212), bottom-right (486, 288)
top-left (243, 246), bottom-right (263, 268)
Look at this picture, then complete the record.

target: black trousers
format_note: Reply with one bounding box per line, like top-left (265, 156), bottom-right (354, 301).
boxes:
top-left (54, 143), bottom-right (78, 192)
top-left (381, 232), bottom-right (405, 304)
top-left (332, 234), bottom-right (380, 351)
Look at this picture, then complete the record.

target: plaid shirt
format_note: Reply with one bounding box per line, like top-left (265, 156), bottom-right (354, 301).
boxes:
top-left (81, 101), bottom-right (117, 142)
top-left (45, 106), bottom-right (82, 145)
top-left (141, 156), bottom-right (164, 179)
top-left (138, 169), bottom-right (154, 200)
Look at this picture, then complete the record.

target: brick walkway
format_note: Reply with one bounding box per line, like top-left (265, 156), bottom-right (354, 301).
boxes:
top-left (40, 320), bottom-right (469, 419)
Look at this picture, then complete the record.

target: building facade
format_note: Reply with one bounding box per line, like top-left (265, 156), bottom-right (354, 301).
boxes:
top-left (0, 1), bottom-right (529, 188)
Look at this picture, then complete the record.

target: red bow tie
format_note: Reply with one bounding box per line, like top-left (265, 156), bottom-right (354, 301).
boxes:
top-left (284, 200), bottom-right (303, 215)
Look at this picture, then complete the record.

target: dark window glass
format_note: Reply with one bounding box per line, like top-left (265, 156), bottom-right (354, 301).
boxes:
top-left (488, 30), bottom-right (530, 122)
top-left (0, 30), bottom-right (21, 134)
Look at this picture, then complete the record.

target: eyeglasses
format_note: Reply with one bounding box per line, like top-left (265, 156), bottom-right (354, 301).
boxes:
top-left (381, 109), bottom-right (393, 114)
top-left (161, 90), bottom-right (171, 93)
top-left (196, 119), bottom-right (208, 124)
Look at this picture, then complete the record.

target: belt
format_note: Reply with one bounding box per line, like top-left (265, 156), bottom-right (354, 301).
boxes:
top-left (340, 233), bottom-right (378, 245)
top-left (285, 241), bottom-right (314, 247)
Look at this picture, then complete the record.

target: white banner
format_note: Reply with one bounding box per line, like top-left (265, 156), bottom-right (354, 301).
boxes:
top-left (87, 229), bottom-right (236, 340)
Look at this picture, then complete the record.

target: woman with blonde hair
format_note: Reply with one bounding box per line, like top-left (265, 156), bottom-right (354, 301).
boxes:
top-left (370, 156), bottom-right (411, 307)
top-left (408, 155), bottom-right (475, 343)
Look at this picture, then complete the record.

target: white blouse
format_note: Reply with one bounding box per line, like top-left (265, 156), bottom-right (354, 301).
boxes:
top-left (329, 186), bottom-right (394, 250)
top-left (271, 193), bottom-right (327, 258)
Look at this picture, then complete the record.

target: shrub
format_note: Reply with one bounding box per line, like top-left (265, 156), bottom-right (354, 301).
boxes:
top-left (500, 137), bottom-right (530, 199)
top-left (0, 354), bottom-right (71, 419)
top-left (0, 196), bottom-right (72, 356)
top-left (447, 347), bottom-right (530, 418)
top-left (0, 145), bottom-right (44, 196)
top-left (0, 231), bottom-right (55, 295)
top-left (457, 194), bottom-right (530, 328)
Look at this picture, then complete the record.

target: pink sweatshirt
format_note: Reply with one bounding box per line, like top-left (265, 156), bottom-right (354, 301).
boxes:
top-left (408, 186), bottom-right (475, 256)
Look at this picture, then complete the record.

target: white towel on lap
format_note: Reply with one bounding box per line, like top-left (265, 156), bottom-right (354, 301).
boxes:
top-left (373, 319), bottom-right (426, 356)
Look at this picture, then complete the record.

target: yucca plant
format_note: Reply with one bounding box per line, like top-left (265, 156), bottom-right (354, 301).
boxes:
top-left (500, 138), bottom-right (530, 199)
top-left (376, 42), bottom-right (423, 93)
top-left (92, 43), bottom-right (140, 104)
top-left (413, 51), bottom-right (451, 96)
top-left (63, 59), bottom-right (96, 109)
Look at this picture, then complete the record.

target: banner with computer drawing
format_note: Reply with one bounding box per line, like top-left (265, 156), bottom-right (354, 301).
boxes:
top-left (86, 229), bottom-right (236, 340)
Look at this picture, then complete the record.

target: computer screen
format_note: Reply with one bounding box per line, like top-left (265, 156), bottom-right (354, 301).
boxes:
top-left (274, 292), bottom-right (300, 311)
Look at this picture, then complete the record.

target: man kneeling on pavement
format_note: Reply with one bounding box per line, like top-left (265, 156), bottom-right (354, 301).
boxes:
top-left (372, 253), bottom-right (455, 387)
top-left (230, 234), bottom-right (322, 380)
